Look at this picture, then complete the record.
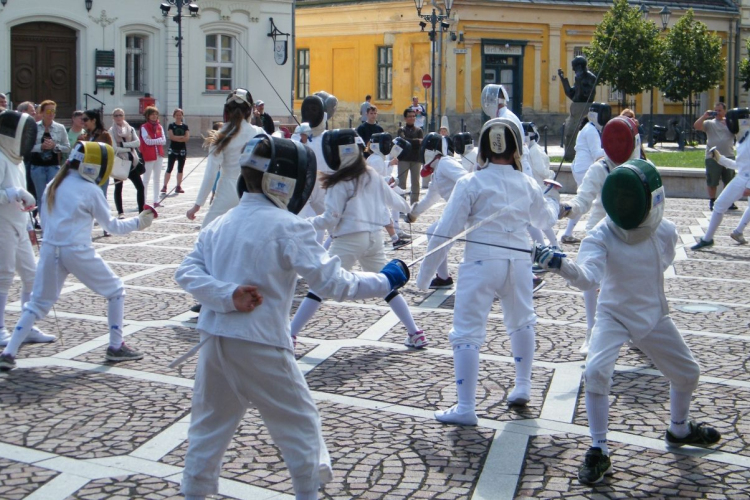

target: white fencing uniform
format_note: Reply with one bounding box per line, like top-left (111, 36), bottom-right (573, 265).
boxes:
top-left (527, 141), bottom-right (559, 246)
top-left (0, 153), bottom-right (36, 296)
top-left (299, 131), bottom-right (334, 218)
top-left (461, 149), bottom-right (478, 173)
top-left (563, 122), bottom-right (604, 239)
top-left (556, 218), bottom-right (699, 395)
top-left (566, 158), bottom-right (611, 231)
top-left (194, 120), bottom-right (262, 228)
top-left (702, 135), bottom-right (750, 241)
top-left (175, 193), bottom-right (392, 498)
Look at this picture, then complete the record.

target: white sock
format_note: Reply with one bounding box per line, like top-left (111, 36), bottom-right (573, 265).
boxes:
top-left (295, 490), bottom-right (318, 500)
top-left (668, 386), bottom-right (692, 438)
top-left (437, 258), bottom-right (449, 280)
top-left (453, 344), bottom-right (480, 414)
top-left (585, 391), bottom-right (610, 456)
top-left (290, 296), bottom-right (322, 337)
top-left (736, 206), bottom-right (750, 234)
top-left (528, 226), bottom-right (544, 245)
top-left (509, 325), bottom-right (535, 391)
top-left (392, 210), bottom-right (401, 233)
top-left (0, 292), bottom-right (6, 329)
top-left (703, 211), bottom-right (723, 241)
top-left (583, 288), bottom-right (598, 331)
top-left (4, 310), bottom-right (37, 357)
top-left (391, 233), bottom-right (399, 244)
top-left (562, 216), bottom-right (580, 238)
top-left (387, 293), bottom-right (418, 334)
top-left (543, 227), bottom-right (559, 247)
top-left (108, 295), bottom-right (125, 349)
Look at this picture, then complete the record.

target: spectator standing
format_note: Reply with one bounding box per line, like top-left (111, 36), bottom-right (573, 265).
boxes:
top-left (64, 110), bottom-right (85, 163)
top-left (356, 105), bottom-right (384, 147)
top-left (0, 93), bottom-right (7, 110)
top-left (411, 96), bottom-right (427, 130)
top-left (163, 108), bottom-right (189, 194)
top-left (360, 95), bottom-right (372, 123)
top-left (397, 108), bottom-right (425, 204)
top-left (29, 100), bottom-right (70, 208)
top-left (139, 106), bottom-right (166, 208)
top-left (251, 100), bottom-right (275, 135)
top-left (694, 102), bottom-right (738, 211)
top-left (109, 108), bottom-right (145, 219)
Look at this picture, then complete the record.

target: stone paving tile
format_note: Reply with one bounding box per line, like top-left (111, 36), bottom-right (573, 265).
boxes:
top-left (141, 222), bottom-right (202, 235)
top-left (90, 230), bottom-right (171, 245)
top-left (292, 303), bottom-right (388, 340)
top-left (516, 433), bottom-right (750, 499)
top-left (675, 259), bottom-right (750, 281)
top-left (3, 312), bottom-right (108, 358)
top-left (0, 457), bottom-right (59, 499)
top-left (53, 288), bottom-right (194, 322)
top-left (162, 400), bottom-right (494, 499)
top-left (0, 367), bottom-right (190, 459)
top-left (670, 306), bottom-right (750, 336)
top-left (70, 474), bottom-right (233, 499)
top-left (125, 268), bottom-right (181, 290)
top-left (573, 372), bottom-right (750, 457)
top-left (57, 262), bottom-right (153, 286)
top-left (666, 276), bottom-right (750, 302)
top-left (159, 234), bottom-right (198, 248)
top-left (306, 346), bottom-right (553, 420)
top-left (96, 245), bottom-right (191, 266)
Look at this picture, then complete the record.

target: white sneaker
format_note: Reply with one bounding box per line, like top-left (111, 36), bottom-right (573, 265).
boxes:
top-left (579, 328), bottom-right (592, 355)
top-left (404, 330), bottom-right (429, 349)
top-left (0, 328), bottom-right (10, 347)
top-left (434, 405), bottom-right (478, 425)
top-left (507, 385), bottom-right (531, 406)
top-left (730, 231), bottom-right (747, 245)
top-left (27, 327), bottom-right (56, 343)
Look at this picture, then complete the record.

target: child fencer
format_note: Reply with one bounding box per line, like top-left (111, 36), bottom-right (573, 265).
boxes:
top-left (0, 110), bottom-right (55, 346)
top-left (557, 116), bottom-right (640, 353)
top-left (367, 132), bottom-right (411, 248)
top-left (523, 122), bottom-right (559, 249)
top-left (536, 159), bottom-right (721, 485)
top-left (290, 129), bottom-right (429, 349)
top-left (0, 141), bottom-right (156, 370)
top-left (692, 107), bottom-right (750, 249)
top-left (417, 118), bottom-right (560, 425)
top-left (175, 134), bottom-right (410, 500)
top-left (405, 132), bottom-right (467, 288)
top-left (453, 132), bottom-right (478, 173)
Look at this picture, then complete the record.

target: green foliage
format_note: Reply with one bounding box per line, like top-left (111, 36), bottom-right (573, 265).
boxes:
top-left (583, 0), bottom-right (664, 102)
top-left (661, 10), bottom-right (724, 101)
top-left (739, 38), bottom-right (750, 91)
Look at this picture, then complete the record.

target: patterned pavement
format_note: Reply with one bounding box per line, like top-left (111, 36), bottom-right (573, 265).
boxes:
top-left (0, 155), bottom-right (749, 499)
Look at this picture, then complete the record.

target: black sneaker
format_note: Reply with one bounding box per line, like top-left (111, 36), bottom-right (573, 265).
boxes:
top-left (429, 276), bottom-right (454, 289)
top-left (729, 203), bottom-right (739, 211)
top-left (105, 343), bottom-right (144, 362)
top-left (190, 303), bottom-right (202, 313)
top-left (691, 239), bottom-right (714, 251)
top-left (532, 276), bottom-right (546, 293)
top-left (0, 353), bottom-right (16, 371)
top-left (393, 238), bottom-right (411, 249)
top-left (665, 421), bottom-right (721, 448)
top-left (577, 447), bottom-right (613, 485)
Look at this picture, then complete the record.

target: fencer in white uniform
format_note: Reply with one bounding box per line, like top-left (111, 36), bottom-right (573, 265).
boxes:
top-left (557, 116), bottom-right (641, 353)
top-left (693, 107), bottom-right (750, 249)
top-left (536, 159), bottom-right (721, 486)
top-left (366, 133), bottom-right (410, 244)
top-left (417, 118), bottom-right (559, 425)
top-left (406, 132), bottom-right (467, 288)
top-left (291, 129), bottom-right (429, 349)
top-left (560, 103), bottom-right (609, 244)
top-left (0, 141), bottom-right (156, 370)
top-left (175, 134), bottom-right (410, 500)
top-left (298, 92), bottom-right (338, 221)
top-left (0, 111), bottom-right (54, 346)
top-left (523, 122), bottom-right (559, 249)
top-left (187, 88), bottom-right (262, 227)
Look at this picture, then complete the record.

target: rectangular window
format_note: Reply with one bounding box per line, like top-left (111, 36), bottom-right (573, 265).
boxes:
top-left (377, 46), bottom-right (392, 101)
top-left (574, 46), bottom-right (585, 58)
top-left (125, 35), bottom-right (146, 93)
top-left (608, 87), bottom-right (623, 102)
top-left (297, 49), bottom-right (310, 99)
top-left (206, 34), bottom-right (233, 91)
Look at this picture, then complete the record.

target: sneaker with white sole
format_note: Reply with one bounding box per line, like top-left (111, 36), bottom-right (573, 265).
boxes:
top-left (429, 276), bottom-right (454, 289)
top-left (532, 276), bottom-right (546, 293)
top-left (0, 353), bottom-right (16, 371)
top-left (404, 330), bottom-right (429, 349)
top-left (0, 328), bottom-right (9, 346)
top-left (691, 238), bottom-right (714, 251)
top-left (665, 420), bottom-right (721, 448)
top-left (507, 385), bottom-right (531, 406)
top-left (579, 328), bottom-right (592, 355)
top-left (730, 231), bottom-right (747, 245)
top-left (105, 343), bottom-right (144, 362)
top-left (561, 235), bottom-right (581, 244)
top-left (434, 405), bottom-right (478, 425)
top-left (0, 327), bottom-right (55, 347)
top-left (577, 447), bottom-right (613, 485)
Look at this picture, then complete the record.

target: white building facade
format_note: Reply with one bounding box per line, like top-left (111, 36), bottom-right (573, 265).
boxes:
top-left (0, 0), bottom-right (294, 132)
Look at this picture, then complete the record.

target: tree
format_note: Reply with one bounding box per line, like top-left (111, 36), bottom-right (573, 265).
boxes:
top-left (739, 38), bottom-right (750, 91)
top-left (583, 0), bottom-right (664, 109)
top-left (661, 9), bottom-right (724, 119)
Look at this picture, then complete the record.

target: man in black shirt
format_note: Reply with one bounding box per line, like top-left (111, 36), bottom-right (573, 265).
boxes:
top-left (356, 105), bottom-right (384, 150)
top-left (397, 108), bottom-right (424, 203)
top-left (252, 100), bottom-right (275, 135)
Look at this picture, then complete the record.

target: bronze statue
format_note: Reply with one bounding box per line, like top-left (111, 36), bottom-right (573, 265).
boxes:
top-left (558, 56), bottom-right (597, 103)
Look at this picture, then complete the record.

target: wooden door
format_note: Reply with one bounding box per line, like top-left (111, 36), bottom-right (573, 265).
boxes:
top-left (11, 22), bottom-right (77, 118)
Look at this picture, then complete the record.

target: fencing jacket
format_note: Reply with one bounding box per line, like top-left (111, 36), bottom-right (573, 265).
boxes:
top-left (567, 157), bottom-right (612, 220)
top-left (0, 153), bottom-right (30, 234)
top-left (411, 156), bottom-right (466, 217)
top-left (717, 130), bottom-right (750, 181)
top-left (571, 122), bottom-right (604, 177)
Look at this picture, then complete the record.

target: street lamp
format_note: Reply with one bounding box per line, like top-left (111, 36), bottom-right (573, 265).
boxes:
top-left (639, 2), bottom-right (649, 20)
top-left (160, 0), bottom-right (200, 109)
top-left (660, 5), bottom-right (671, 30)
top-left (413, 0), bottom-right (454, 132)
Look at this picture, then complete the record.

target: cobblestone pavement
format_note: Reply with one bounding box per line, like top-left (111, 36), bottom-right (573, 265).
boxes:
top-left (1, 156), bottom-right (749, 499)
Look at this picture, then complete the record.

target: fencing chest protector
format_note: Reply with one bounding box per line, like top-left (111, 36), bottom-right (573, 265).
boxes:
top-left (453, 132), bottom-right (474, 155)
top-left (0, 110), bottom-right (37, 164)
top-left (602, 116), bottom-right (640, 164)
top-left (238, 134), bottom-right (317, 214)
top-left (601, 159), bottom-right (664, 230)
top-left (68, 141), bottom-right (115, 186)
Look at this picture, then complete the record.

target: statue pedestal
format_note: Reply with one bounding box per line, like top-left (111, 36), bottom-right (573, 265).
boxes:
top-left (563, 102), bottom-right (591, 162)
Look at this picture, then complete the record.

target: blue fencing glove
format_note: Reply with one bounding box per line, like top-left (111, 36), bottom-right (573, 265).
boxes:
top-left (535, 245), bottom-right (566, 270)
top-left (380, 259), bottom-right (410, 289)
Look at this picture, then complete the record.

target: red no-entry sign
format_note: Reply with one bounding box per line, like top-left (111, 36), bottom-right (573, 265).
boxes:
top-left (422, 74), bottom-right (432, 89)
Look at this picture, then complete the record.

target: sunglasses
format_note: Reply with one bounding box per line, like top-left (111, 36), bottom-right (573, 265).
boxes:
top-left (44, 109), bottom-right (57, 115)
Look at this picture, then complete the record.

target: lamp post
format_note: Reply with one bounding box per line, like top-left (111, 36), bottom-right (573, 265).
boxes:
top-left (413, 0), bottom-right (453, 132)
top-left (660, 5), bottom-right (672, 30)
top-left (160, 0), bottom-right (199, 109)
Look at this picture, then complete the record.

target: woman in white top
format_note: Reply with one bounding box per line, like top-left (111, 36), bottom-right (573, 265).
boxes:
top-left (109, 108), bottom-right (145, 218)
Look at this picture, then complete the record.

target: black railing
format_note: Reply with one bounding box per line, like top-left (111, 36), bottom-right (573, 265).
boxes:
top-left (83, 93), bottom-right (105, 116)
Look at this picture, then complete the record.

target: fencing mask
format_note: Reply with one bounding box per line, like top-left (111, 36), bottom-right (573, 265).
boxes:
top-left (587, 103), bottom-right (612, 130)
top-left (369, 132), bottom-right (393, 157)
top-left (725, 107), bottom-right (750, 137)
top-left (522, 122), bottom-right (540, 146)
top-left (315, 91), bottom-right (338, 120)
top-left (238, 134), bottom-right (317, 214)
top-left (391, 136), bottom-right (412, 161)
top-left (0, 110), bottom-right (37, 164)
top-left (301, 95), bottom-right (326, 129)
top-left (453, 132), bottom-right (474, 156)
top-left (322, 129), bottom-right (362, 171)
top-left (601, 159), bottom-right (664, 230)
top-left (481, 84), bottom-right (509, 117)
top-left (68, 141), bottom-right (115, 187)
top-left (477, 117), bottom-right (523, 170)
top-left (419, 132), bottom-right (444, 168)
top-left (602, 116), bottom-right (640, 164)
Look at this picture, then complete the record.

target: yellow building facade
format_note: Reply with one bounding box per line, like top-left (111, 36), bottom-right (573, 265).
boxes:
top-left (295, 0), bottom-right (742, 133)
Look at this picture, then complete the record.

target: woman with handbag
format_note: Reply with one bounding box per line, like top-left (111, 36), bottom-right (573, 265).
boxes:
top-left (109, 108), bottom-right (145, 219)
top-left (139, 106), bottom-right (166, 208)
